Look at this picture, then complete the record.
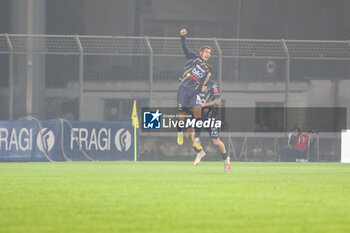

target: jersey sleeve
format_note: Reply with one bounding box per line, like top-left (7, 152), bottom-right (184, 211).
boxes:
top-left (181, 36), bottom-right (197, 60)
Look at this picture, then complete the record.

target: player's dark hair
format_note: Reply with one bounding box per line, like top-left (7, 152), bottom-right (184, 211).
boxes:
top-left (199, 46), bottom-right (211, 52)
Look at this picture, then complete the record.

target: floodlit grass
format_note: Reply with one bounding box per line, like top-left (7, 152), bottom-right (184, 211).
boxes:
top-left (0, 161), bottom-right (349, 233)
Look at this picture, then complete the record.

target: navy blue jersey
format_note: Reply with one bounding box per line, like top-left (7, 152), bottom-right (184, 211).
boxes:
top-left (179, 36), bottom-right (211, 92)
top-left (199, 80), bottom-right (220, 119)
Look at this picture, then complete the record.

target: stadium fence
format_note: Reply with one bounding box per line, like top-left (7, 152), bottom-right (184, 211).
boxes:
top-left (0, 34), bottom-right (348, 161)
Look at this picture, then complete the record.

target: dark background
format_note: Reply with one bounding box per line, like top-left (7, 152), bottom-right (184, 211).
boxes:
top-left (1, 0), bottom-right (350, 39)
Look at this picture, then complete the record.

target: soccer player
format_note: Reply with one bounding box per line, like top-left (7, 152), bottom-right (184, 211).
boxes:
top-left (177, 28), bottom-right (212, 153)
top-left (187, 80), bottom-right (231, 173)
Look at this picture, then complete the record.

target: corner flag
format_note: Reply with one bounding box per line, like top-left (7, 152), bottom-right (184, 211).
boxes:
top-left (132, 100), bottom-right (139, 128)
top-left (131, 100), bottom-right (139, 161)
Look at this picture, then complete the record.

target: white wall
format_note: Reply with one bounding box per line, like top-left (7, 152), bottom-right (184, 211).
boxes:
top-left (77, 80), bottom-right (350, 124)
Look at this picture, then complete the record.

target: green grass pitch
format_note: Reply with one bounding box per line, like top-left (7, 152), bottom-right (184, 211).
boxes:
top-left (0, 161), bottom-right (349, 233)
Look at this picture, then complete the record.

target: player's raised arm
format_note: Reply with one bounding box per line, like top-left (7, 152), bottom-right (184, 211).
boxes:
top-left (180, 28), bottom-right (196, 60)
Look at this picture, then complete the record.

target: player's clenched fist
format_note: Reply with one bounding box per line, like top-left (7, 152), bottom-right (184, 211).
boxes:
top-left (180, 29), bottom-right (187, 36)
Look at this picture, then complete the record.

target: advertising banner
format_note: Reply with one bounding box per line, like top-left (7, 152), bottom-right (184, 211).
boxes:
top-left (0, 120), bottom-right (137, 162)
top-left (0, 120), bottom-right (61, 161)
top-left (62, 121), bottom-right (136, 161)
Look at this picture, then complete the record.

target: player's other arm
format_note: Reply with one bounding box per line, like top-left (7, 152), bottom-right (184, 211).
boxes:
top-left (202, 98), bottom-right (221, 107)
top-left (201, 83), bottom-right (221, 107)
top-left (180, 28), bottom-right (197, 60)
top-left (197, 72), bottom-right (211, 94)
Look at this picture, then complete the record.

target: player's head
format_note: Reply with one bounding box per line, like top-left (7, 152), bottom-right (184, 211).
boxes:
top-left (199, 46), bottom-right (211, 61)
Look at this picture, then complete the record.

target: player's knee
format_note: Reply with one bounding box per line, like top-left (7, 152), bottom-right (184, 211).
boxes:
top-left (178, 112), bottom-right (186, 121)
top-left (212, 138), bottom-right (220, 146)
top-left (214, 138), bottom-right (224, 147)
top-left (185, 130), bottom-right (192, 139)
top-left (192, 108), bottom-right (201, 118)
top-left (185, 128), bottom-right (194, 140)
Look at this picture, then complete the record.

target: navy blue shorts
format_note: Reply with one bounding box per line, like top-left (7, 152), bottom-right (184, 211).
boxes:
top-left (200, 110), bottom-right (219, 138)
top-left (206, 127), bottom-right (220, 139)
top-left (177, 86), bottom-right (201, 111)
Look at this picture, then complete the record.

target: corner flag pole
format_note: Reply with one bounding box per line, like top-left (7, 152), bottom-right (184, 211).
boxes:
top-left (131, 100), bottom-right (139, 162)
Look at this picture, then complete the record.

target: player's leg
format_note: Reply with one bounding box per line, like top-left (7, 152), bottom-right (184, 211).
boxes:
top-left (185, 127), bottom-right (195, 142)
top-left (176, 86), bottom-right (188, 145)
top-left (212, 138), bottom-right (229, 160)
top-left (191, 105), bottom-right (203, 151)
top-left (193, 150), bottom-right (206, 166)
top-left (186, 128), bottom-right (205, 165)
top-left (211, 136), bottom-right (231, 173)
top-left (177, 111), bottom-right (185, 145)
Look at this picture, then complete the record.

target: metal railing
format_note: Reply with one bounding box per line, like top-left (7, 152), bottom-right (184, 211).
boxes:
top-left (0, 34), bottom-right (349, 120)
top-left (0, 34), bottom-right (348, 161)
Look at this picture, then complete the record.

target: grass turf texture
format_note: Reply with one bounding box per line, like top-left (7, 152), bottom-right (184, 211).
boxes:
top-left (0, 162), bottom-right (349, 233)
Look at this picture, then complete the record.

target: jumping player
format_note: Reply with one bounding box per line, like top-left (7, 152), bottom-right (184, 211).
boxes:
top-left (187, 80), bottom-right (231, 173)
top-left (177, 28), bottom-right (212, 153)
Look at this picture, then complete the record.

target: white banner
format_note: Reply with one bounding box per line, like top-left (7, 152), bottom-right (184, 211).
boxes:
top-left (341, 130), bottom-right (350, 163)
